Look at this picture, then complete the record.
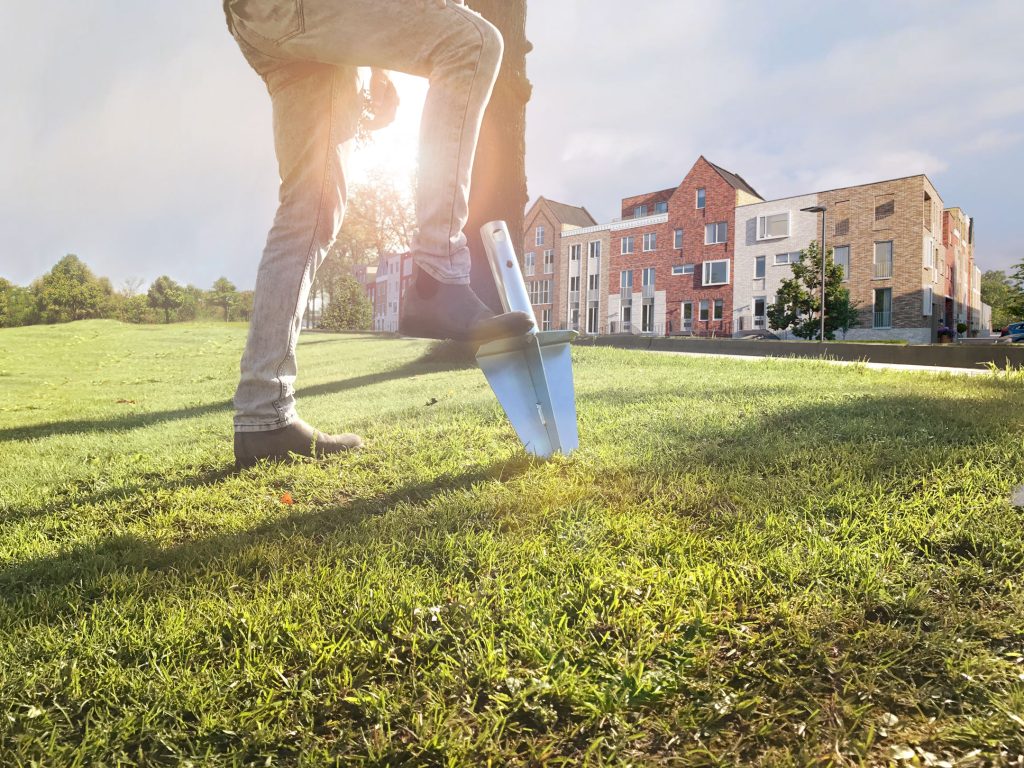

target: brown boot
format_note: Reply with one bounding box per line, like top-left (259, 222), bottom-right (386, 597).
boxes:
top-left (234, 418), bottom-right (363, 469)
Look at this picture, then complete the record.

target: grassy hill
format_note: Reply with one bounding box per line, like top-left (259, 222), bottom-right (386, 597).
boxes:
top-left (1, 321), bottom-right (1023, 765)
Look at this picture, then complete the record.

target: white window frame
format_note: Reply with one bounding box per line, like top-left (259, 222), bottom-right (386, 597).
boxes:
top-left (634, 205), bottom-right (648, 218)
top-left (621, 235), bottom-right (634, 255)
top-left (535, 225), bottom-right (545, 246)
top-left (524, 251), bottom-right (536, 276)
top-left (543, 249), bottom-right (555, 274)
top-left (642, 267), bottom-right (655, 286)
top-left (757, 212), bottom-right (790, 240)
top-left (923, 286), bottom-right (933, 316)
top-left (704, 222), bottom-right (728, 245)
top-left (674, 228), bottom-right (684, 250)
top-left (681, 301), bottom-right (693, 327)
top-left (643, 232), bottom-right (657, 252)
top-left (671, 265), bottom-right (686, 276)
top-left (570, 244), bottom-right (581, 262)
top-left (754, 255), bottom-right (766, 279)
top-left (753, 297), bottom-right (766, 328)
top-left (702, 259), bottom-right (730, 286)
top-left (696, 188), bottom-right (706, 209)
top-left (588, 240), bottom-right (601, 261)
top-left (698, 299), bottom-right (710, 322)
top-left (541, 308), bottom-right (552, 331)
top-left (774, 252), bottom-right (799, 266)
top-left (654, 201), bottom-right (668, 214)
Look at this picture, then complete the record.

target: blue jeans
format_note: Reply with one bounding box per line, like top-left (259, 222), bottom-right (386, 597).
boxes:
top-left (227, 0), bottom-right (503, 431)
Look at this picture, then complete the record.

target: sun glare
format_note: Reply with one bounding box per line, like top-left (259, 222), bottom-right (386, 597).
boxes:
top-left (348, 69), bottom-right (427, 194)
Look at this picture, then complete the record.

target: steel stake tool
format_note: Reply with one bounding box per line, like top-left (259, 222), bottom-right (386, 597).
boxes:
top-left (475, 221), bottom-right (580, 458)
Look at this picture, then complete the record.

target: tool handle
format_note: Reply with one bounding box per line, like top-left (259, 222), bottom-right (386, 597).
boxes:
top-left (480, 221), bottom-right (538, 331)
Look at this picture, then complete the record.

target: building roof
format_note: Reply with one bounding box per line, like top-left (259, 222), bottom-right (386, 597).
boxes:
top-left (534, 197), bottom-right (597, 229)
top-left (705, 158), bottom-right (762, 200)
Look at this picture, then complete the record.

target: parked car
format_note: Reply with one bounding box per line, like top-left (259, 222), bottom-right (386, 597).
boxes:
top-left (732, 329), bottom-right (780, 340)
top-left (1000, 321), bottom-right (1024, 336)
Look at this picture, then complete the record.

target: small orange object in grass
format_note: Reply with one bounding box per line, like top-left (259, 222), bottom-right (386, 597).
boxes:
top-left (279, 492), bottom-right (294, 505)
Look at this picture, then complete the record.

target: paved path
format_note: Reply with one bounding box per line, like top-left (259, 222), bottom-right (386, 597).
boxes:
top-left (650, 350), bottom-right (991, 376)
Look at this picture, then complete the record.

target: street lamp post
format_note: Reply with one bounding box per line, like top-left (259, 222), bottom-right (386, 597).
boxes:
top-left (801, 205), bottom-right (828, 341)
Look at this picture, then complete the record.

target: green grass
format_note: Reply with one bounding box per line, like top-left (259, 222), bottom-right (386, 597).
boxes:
top-left (2, 320), bottom-right (1024, 766)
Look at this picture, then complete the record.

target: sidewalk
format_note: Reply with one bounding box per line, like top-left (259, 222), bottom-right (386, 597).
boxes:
top-left (649, 349), bottom-right (991, 376)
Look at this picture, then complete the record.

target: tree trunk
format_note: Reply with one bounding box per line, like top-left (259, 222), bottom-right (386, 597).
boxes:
top-left (464, 0), bottom-right (531, 312)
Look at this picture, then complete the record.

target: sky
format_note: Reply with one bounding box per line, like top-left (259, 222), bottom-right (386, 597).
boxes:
top-left (1, 1), bottom-right (1022, 291)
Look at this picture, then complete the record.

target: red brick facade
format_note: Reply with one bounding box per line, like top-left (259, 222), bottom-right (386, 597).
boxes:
top-left (609, 157), bottom-right (761, 335)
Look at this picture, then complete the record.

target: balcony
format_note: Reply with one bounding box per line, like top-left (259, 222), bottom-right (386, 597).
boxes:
top-left (568, 291), bottom-right (580, 305)
top-left (873, 260), bottom-right (893, 279)
top-left (587, 289), bottom-right (601, 302)
top-left (642, 284), bottom-right (655, 299)
top-left (873, 311), bottom-right (892, 328)
top-left (620, 287), bottom-right (633, 302)
top-left (544, 264), bottom-right (554, 275)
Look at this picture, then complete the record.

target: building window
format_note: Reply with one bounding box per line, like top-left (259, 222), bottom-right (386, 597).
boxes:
top-left (643, 232), bottom-right (657, 251)
top-left (587, 304), bottom-right (600, 334)
top-left (874, 288), bottom-right (892, 328)
top-left (621, 235), bottom-right (635, 255)
top-left (541, 308), bottom-right (552, 331)
top-left (587, 272), bottom-right (600, 291)
top-left (621, 303), bottom-right (632, 331)
top-left (570, 307), bottom-right (580, 331)
top-left (874, 195), bottom-right (895, 223)
top-left (655, 201), bottom-right (668, 214)
top-left (570, 243), bottom-right (581, 261)
top-left (833, 245), bottom-right (850, 280)
top-left (704, 222), bottom-right (728, 245)
top-left (671, 265), bottom-right (686, 276)
top-left (642, 267), bottom-right (655, 286)
top-left (674, 229), bottom-right (684, 249)
top-left (713, 299), bottom-right (724, 321)
top-left (755, 255), bottom-right (766, 279)
top-left (757, 212), bottom-right (790, 240)
top-left (923, 286), bottom-right (933, 316)
top-left (774, 252), bottom-right (800, 266)
top-left (753, 297), bottom-right (766, 328)
top-left (528, 280), bottom-right (552, 305)
top-left (702, 259), bottom-right (730, 286)
top-left (696, 188), bottom-right (706, 209)
top-left (634, 205), bottom-right (648, 218)
top-left (874, 241), bottom-right (893, 279)
top-left (681, 301), bottom-right (693, 328)
top-left (535, 225), bottom-right (545, 246)
top-left (543, 249), bottom-right (555, 274)
top-left (569, 275), bottom-right (580, 299)
top-left (588, 241), bottom-right (601, 261)
top-left (699, 299), bottom-right (710, 322)
top-left (524, 251), bottom-right (535, 276)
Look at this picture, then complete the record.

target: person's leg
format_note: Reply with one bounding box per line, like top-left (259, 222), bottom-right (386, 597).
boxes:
top-left (229, 29), bottom-right (362, 456)
top-left (230, 0), bottom-right (532, 342)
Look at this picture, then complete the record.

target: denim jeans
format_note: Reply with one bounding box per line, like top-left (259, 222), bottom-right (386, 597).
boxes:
top-left (227, 0), bottom-right (503, 431)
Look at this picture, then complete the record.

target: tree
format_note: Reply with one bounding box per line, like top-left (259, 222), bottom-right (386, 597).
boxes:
top-left (0, 277), bottom-right (12, 327)
top-left (209, 277), bottom-right (238, 321)
top-left (767, 241), bottom-right (858, 341)
top-left (465, 0), bottom-right (530, 311)
top-left (981, 269), bottom-right (1024, 330)
top-left (319, 275), bottom-right (372, 332)
top-left (148, 275), bottom-right (184, 324)
top-left (33, 254), bottom-right (112, 324)
top-left (236, 290), bottom-right (255, 323)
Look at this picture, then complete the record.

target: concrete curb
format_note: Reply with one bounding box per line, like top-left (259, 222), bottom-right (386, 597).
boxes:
top-left (574, 335), bottom-right (1024, 371)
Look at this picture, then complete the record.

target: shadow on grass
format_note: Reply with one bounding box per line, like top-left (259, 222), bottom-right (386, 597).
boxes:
top-left (0, 342), bottom-right (477, 442)
top-left (0, 455), bottom-right (533, 611)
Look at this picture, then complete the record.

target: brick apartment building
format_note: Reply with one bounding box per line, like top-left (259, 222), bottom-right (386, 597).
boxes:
top-left (371, 252), bottom-right (414, 332)
top-left (522, 197), bottom-right (596, 330)
top-left (546, 157), bottom-right (763, 335)
top-left (732, 175), bottom-right (989, 342)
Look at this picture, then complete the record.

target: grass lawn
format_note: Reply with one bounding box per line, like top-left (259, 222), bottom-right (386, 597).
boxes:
top-left (2, 320), bottom-right (1024, 766)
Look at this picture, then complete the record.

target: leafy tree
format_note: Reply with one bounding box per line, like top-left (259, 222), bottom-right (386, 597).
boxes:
top-left (235, 290), bottom-right (255, 322)
top-left (148, 275), bottom-right (184, 324)
top-left (0, 277), bottom-right (12, 327)
top-left (209, 277), bottom-right (238, 321)
top-left (981, 270), bottom-right (1024, 330)
top-left (319, 275), bottom-right (372, 332)
top-left (34, 254), bottom-right (112, 324)
top-left (767, 241), bottom-right (858, 341)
